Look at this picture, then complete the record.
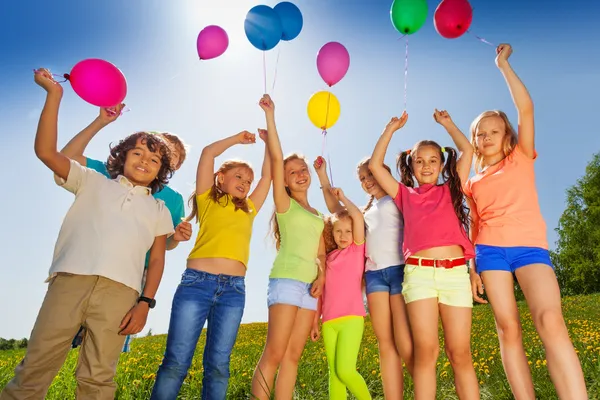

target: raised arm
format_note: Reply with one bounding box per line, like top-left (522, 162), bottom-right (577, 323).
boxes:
top-left (196, 131), bottom-right (256, 195)
top-left (60, 105), bottom-right (125, 166)
top-left (314, 156), bottom-right (343, 213)
top-left (33, 69), bottom-right (70, 180)
top-left (496, 44), bottom-right (535, 158)
top-left (332, 187), bottom-right (365, 244)
top-left (259, 94), bottom-right (290, 213)
top-left (369, 113), bottom-right (407, 198)
top-left (433, 109), bottom-right (473, 185)
top-left (249, 129), bottom-right (272, 213)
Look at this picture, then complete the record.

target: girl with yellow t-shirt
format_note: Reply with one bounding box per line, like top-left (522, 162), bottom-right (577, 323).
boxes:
top-left (151, 130), bottom-right (272, 400)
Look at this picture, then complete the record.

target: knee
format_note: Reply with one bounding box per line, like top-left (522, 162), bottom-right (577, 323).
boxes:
top-left (261, 346), bottom-right (286, 367)
top-left (204, 353), bottom-right (231, 378)
top-left (157, 362), bottom-right (189, 379)
top-left (445, 346), bottom-right (472, 368)
top-left (414, 342), bottom-right (439, 365)
top-left (377, 337), bottom-right (399, 356)
top-left (496, 318), bottom-right (523, 344)
top-left (282, 346), bottom-right (304, 365)
top-left (534, 309), bottom-right (567, 338)
top-left (335, 364), bottom-right (358, 384)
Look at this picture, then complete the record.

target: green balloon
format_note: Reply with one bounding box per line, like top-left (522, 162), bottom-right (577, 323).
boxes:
top-left (390, 0), bottom-right (428, 35)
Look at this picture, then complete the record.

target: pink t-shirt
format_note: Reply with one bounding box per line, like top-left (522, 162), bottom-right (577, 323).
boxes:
top-left (321, 242), bottom-right (367, 323)
top-left (464, 145), bottom-right (548, 249)
top-left (394, 182), bottom-right (474, 260)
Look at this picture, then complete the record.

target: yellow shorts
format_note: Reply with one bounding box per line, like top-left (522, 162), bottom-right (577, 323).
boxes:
top-left (402, 260), bottom-right (472, 308)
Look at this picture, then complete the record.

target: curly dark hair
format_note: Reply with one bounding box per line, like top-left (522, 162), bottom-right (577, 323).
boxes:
top-left (106, 132), bottom-right (174, 194)
top-left (396, 140), bottom-right (470, 233)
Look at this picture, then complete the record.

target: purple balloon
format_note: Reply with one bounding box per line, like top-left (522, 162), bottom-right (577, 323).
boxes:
top-left (197, 25), bottom-right (229, 60)
top-left (316, 42), bottom-right (350, 87)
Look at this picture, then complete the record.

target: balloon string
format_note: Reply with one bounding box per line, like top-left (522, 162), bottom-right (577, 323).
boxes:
top-left (32, 69), bottom-right (68, 83)
top-left (321, 92), bottom-right (334, 185)
top-left (263, 51), bottom-right (267, 94)
top-left (271, 46), bottom-right (282, 94)
top-left (467, 30), bottom-right (495, 47)
top-left (403, 36), bottom-right (409, 111)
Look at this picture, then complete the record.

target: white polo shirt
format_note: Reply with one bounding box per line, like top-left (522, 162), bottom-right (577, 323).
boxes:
top-left (364, 195), bottom-right (405, 271)
top-left (48, 159), bottom-right (174, 293)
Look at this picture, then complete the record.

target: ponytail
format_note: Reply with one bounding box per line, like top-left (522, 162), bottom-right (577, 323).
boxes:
top-left (397, 150), bottom-right (415, 188)
top-left (441, 146), bottom-right (470, 233)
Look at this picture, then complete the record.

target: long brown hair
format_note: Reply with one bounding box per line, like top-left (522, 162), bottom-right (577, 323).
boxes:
top-left (396, 140), bottom-right (470, 232)
top-left (470, 110), bottom-right (518, 172)
top-left (323, 209), bottom-right (351, 254)
top-left (186, 160), bottom-right (254, 223)
top-left (270, 153), bottom-right (308, 250)
top-left (356, 158), bottom-right (391, 213)
top-left (106, 132), bottom-right (174, 194)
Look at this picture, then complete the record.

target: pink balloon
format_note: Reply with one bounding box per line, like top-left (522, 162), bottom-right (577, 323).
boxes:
top-left (434, 0), bottom-right (473, 39)
top-left (316, 42), bottom-right (350, 87)
top-left (197, 25), bottom-right (229, 60)
top-left (68, 59), bottom-right (127, 107)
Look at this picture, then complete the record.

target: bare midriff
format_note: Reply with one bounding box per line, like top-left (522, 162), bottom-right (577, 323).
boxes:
top-left (186, 257), bottom-right (246, 277)
top-left (411, 245), bottom-right (465, 260)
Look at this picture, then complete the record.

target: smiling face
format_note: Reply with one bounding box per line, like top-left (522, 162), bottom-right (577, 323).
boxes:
top-left (332, 217), bottom-right (353, 250)
top-left (123, 138), bottom-right (164, 187)
top-left (284, 158), bottom-right (311, 193)
top-left (218, 166), bottom-right (254, 199)
top-left (358, 163), bottom-right (386, 198)
top-left (411, 145), bottom-right (443, 185)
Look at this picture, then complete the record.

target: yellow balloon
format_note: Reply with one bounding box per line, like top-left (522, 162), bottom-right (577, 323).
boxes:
top-left (307, 91), bottom-right (340, 130)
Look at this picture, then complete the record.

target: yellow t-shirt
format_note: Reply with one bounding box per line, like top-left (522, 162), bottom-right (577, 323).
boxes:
top-left (187, 189), bottom-right (256, 267)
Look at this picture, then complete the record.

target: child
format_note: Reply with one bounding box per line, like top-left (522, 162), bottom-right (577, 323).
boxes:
top-left (251, 94), bottom-right (326, 400)
top-left (151, 129), bottom-right (271, 400)
top-left (316, 156), bottom-right (413, 399)
top-left (0, 69), bottom-right (174, 400)
top-left (465, 44), bottom-right (588, 399)
top-left (62, 108), bottom-right (193, 352)
top-left (311, 187), bottom-right (372, 400)
top-left (369, 109), bottom-right (479, 399)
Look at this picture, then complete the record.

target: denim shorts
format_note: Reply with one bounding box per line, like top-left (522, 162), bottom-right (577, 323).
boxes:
top-left (267, 278), bottom-right (318, 310)
top-left (364, 265), bottom-right (405, 295)
top-left (475, 245), bottom-right (553, 273)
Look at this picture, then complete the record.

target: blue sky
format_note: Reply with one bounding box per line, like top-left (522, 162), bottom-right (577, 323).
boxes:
top-left (1, 0), bottom-right (598, 339)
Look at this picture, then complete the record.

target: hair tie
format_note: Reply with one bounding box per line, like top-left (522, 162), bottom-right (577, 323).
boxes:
top-left (441, 147), bottom-right (446, 153)
top-left (406, 149), bottom-right (411, 155)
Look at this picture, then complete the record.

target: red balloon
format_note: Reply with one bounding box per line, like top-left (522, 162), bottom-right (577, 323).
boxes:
top-left (434, 0), bottom-right (473, 39)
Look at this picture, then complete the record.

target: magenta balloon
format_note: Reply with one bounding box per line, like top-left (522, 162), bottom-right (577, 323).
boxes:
top-left (316, 42), bottom-right (350, 87)
top-left (197, 25), bottom-right (229, 60)
top-left (434, 0), bottom-right (473, 39)
top-left (68, 59), bottom-right (127, 107)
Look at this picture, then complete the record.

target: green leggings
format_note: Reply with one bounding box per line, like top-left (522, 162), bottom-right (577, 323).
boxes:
top-left (322, 316), bottom-right (372, 400)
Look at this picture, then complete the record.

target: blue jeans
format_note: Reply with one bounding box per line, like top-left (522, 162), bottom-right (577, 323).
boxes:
top-left (150, 269), bottom-right (245, 400)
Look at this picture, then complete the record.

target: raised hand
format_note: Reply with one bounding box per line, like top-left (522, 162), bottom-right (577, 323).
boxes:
top-left (330, 187), bottom-right (346, 201)
top-left (257, 128), bottom-right (268, 143)
top-left (33, 68), bottom-right (63, 96)
top-left (495, 43), bottom-right (513, 68)
top-left (384, 111), bottom-right (408, 133)
top-left (313, 156), bottom-right (327, 174)
top-left (433, 108), bottom-right (456, 130)
top-left (259, 94), bottom-right (275, 114)
top-left (236, 130), bottom-right (256, 145)
top-left (99, 104), bottom-right (126, 125)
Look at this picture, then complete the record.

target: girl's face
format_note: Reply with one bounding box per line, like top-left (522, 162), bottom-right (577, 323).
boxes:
top-left (475, 116), bottom-right (507, 159)
top-left (123, 138), bottom-right (163, 187)
top-left (333, 217), bottom-right (353, 250)
top-left (412, 145), bottom-right (442, 186)
top-left (358, 164), bottom-right (385, 198)
top-left (218, 167), bottom-right (253, 199)
top-left (285, 159), bottom-right (311, 192)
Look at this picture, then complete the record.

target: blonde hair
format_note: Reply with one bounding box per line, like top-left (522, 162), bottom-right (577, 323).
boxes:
top-left (470, 110), bottom-right (518, 172)
top-left (323, 209), bottom-right (351, 254)
top-left (152, 132), bottom-right (189, 170)
top-left (270, 153), bottom-right (309, 250)
top-left (187, 160), bottom-right (254, 223)
top-left (356, 158), bottom-right (391, 213)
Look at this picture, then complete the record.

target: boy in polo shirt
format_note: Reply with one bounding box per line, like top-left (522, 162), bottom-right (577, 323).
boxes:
top-left (61, 106), bottom-right (192, 352)
top-left (0, 69), bottom-right (174, 400)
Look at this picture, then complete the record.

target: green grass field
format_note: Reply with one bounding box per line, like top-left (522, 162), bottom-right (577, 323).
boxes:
top-left (1, 294), bottom-right (599, 399)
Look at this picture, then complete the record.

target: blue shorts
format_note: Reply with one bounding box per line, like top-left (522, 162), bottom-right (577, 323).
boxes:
top-left (475, 245), bottom-right (553, 273)
top-left (267, 278), bottom-right (318, 311)
top-left (364, 265), bottom-right (405, 295)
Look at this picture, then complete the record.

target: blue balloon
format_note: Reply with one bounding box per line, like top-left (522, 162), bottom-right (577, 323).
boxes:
top-left (274, 2), bottom-right (303, 41)
top-left (244, 5), bottom-right (283, 51)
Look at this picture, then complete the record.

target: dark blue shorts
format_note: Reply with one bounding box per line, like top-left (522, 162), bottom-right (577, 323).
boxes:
top-left (364, 265), bottom-right (405, 295)
top-left (475, 245), bottom-right (553, 273)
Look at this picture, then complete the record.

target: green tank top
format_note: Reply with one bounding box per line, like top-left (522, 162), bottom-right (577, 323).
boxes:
top-left (270, 198), bottom-right (324, 283)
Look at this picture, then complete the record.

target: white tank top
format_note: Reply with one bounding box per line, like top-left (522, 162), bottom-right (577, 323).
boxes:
top-left (364, 195), bottom-right (405, 271)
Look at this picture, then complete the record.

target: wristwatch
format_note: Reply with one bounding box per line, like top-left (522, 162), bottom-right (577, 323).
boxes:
top-left (138, 296), bottom-right (156, 309)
